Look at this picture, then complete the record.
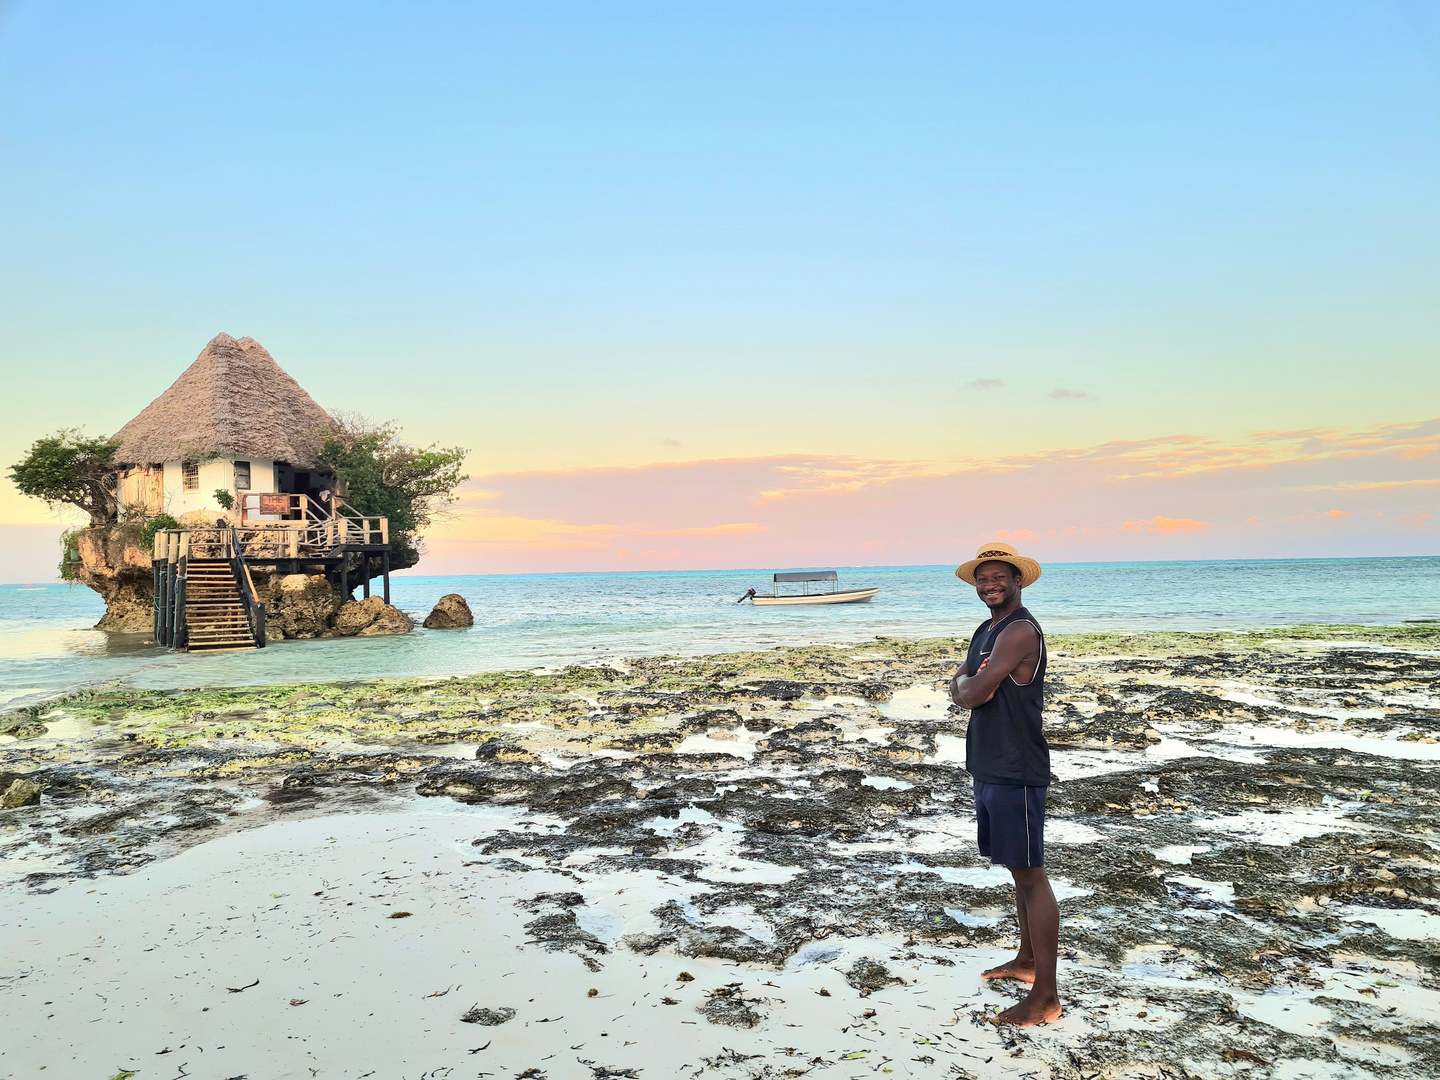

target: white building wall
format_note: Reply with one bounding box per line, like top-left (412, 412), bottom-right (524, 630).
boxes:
top-left (158, 458), bottom-right (278, 520)
top-left (235, 458), bottom-right (283, 519)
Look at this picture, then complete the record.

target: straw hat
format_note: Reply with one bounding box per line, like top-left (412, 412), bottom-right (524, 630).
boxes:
top-left (954, 541), bottom-right (1042, 588)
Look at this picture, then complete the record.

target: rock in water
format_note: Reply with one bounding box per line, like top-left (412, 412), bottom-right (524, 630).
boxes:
top-left (334, 596), bottom-right (385, 635)
top-left (423, 593), bottom-right (474, 629)
top-left (335, 596), bottom-right (414, 637)
top-left (265, 573), bottom-right (342, 640)
top-left (359, 604), bottom-right (414, 637)
top-left (2, 778), bottom-right (42, 809)
top-left (72, 526), bottom-right (156, 632)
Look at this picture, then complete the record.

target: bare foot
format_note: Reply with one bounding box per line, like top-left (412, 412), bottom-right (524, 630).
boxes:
top-left (992, 993), bottom-right (1062, 1027)
top-left (979, 958), bottom-right (1036, 984)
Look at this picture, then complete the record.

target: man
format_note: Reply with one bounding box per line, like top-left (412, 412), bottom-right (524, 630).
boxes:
top-left (949, 542), bottom-right (1060, 1026)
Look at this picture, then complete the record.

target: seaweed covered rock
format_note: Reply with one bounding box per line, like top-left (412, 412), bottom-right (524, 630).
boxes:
top-left (423, 593), bottom-right (474, 629)
top-left (335, 596), bottom-right (413, 637)
top-left (7, 628), bottom-right (1440, 1079)
top-left (699, 983), bottom-right (767, 1028)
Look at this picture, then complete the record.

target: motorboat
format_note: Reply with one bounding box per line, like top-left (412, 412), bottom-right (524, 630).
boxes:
top-left (738, 570), bottom-right (879, 606)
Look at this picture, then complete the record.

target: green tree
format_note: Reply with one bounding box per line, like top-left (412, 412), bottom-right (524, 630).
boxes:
top-left (8, 429), bottom-right (120, 526)
top-left (319, 414), bottom-right (468, 566)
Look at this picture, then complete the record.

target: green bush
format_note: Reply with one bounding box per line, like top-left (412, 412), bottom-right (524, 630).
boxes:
top-left (214, 489), bottom-right (235, 511)
top-left (57, 525), bottom-right (87, 582)
top-left (141, 513), bottom-right (181, 552)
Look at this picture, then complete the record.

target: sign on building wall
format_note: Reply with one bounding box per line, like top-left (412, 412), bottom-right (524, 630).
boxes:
top-left (258, 493), bottom-right (291, 516)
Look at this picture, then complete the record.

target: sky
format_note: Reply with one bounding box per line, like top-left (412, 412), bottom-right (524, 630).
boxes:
top-left (2, 2), bottom-right (1438, 579)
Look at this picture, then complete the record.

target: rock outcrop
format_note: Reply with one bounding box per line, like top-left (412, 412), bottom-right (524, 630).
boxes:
top-left (334, 596), bottom-right (414, 637)
top-left (72, 526), bottom-right (156, 632)
top-left (423, 593), bottom-right (474, 629)
top-left (359, 605), bottom-right (415, 637)
top-left (261, 573), bottom-right (342, 640)
top-left (2, 778), bottom-right (42, 809)
top-left (68, 525), bottom-right (414, 640)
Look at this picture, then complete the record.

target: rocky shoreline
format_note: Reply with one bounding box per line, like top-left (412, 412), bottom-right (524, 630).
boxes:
top-left (65, 522), bottom-right (421, 637)
top-left (3, 625), bottom-right (1438, 1078)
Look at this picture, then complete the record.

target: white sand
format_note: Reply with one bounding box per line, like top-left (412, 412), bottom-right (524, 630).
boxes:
top-left (8, 661), bottom-right (1438, 1077)
top-left (16, 801), bottom-right (1422, 1077)
top-left (2, 805), bottom-right (1056, 1079)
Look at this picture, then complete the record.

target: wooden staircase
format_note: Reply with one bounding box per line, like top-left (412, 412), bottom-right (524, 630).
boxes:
top-left (184, 559), bottom-right (258, 651)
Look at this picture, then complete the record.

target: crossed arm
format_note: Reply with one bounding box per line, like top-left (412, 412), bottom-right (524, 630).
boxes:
top-left (950, 621), bottom-right (1040, 709)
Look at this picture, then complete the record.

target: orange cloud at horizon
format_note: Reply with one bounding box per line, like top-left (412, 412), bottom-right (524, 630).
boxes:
top-left (415, 417), bottom-right (1440, 573)
top-left (1121, 516), bottom-right (1213, 534)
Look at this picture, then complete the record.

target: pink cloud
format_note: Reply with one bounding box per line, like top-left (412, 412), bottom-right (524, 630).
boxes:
top-left (1121, 516), bottom-right (1213, 535)
top-left (417, 416), bottom-right (1440, 573)
top-left (646, 523), bottom-right (767, 538)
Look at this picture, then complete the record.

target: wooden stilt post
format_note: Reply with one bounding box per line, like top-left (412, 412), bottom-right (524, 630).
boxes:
top-left (175, 572), bottom-right (187, 650)
top-left (362, 556), bottom-right (370, 599)
top-left (163, 538), bottom-right (178, 647)
top-left (153, 532), bottom-right (168, 642)
top-left (161, 563), bottom-right (172, 646)
top-left (175, 532), bottom-right (189, 651)
top-left (382, 550), bottom-right (390, 605)
top-left (340, 557), bottom-right (347, 603)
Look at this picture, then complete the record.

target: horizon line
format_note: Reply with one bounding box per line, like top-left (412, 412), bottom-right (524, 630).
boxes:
top-left (4, 551), bottom-right (1437, 589)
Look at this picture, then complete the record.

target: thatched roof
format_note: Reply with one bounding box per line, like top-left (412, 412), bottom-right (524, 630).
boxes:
top-left (113, 334), bottom-right (337, 468)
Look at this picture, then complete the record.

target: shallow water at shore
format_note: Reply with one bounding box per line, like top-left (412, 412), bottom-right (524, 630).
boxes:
top-left (2, 557), bottom-right (1438, 709)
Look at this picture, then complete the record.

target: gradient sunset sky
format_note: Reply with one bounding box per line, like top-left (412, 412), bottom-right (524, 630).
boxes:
top-left (2, 3), bottom-right (1437, 579)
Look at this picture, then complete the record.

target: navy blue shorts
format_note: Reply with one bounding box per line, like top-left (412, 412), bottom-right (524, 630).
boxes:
top-left (973, 781), bottom-right (1046, 869)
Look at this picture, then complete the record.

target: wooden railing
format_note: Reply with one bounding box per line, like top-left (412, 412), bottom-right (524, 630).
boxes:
top-left (229, 526), bottom-right (267, 648)
top-left (237, 495), bottom-right (385, 545)
top-left (153, 519), bottom-right (388, 562)
top-left (319, 515), bottom-right (388, 547)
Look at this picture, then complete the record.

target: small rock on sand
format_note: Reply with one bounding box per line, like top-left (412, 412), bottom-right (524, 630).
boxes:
top-left (461, 1005), bottom-right (516, 1025)
top-left (844, 958), bottom-right (903, 995)
top-left (699, 983), bottom-right (766, 1028)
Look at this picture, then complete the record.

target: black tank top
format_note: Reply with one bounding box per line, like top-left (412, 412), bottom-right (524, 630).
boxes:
top-left (963, 606), bottom-right (1050, 787)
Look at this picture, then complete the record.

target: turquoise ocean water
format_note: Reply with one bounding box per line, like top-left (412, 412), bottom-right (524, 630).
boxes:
top-left (1, 558), bottom-right (1437, 710)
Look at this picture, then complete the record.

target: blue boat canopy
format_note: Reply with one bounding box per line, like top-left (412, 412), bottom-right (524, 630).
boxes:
top-left (774, 571), bottom-right (838, 583)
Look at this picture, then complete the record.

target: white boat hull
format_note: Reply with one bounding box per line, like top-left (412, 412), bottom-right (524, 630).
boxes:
top-left (750, 588), bottom-right (879, 606)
